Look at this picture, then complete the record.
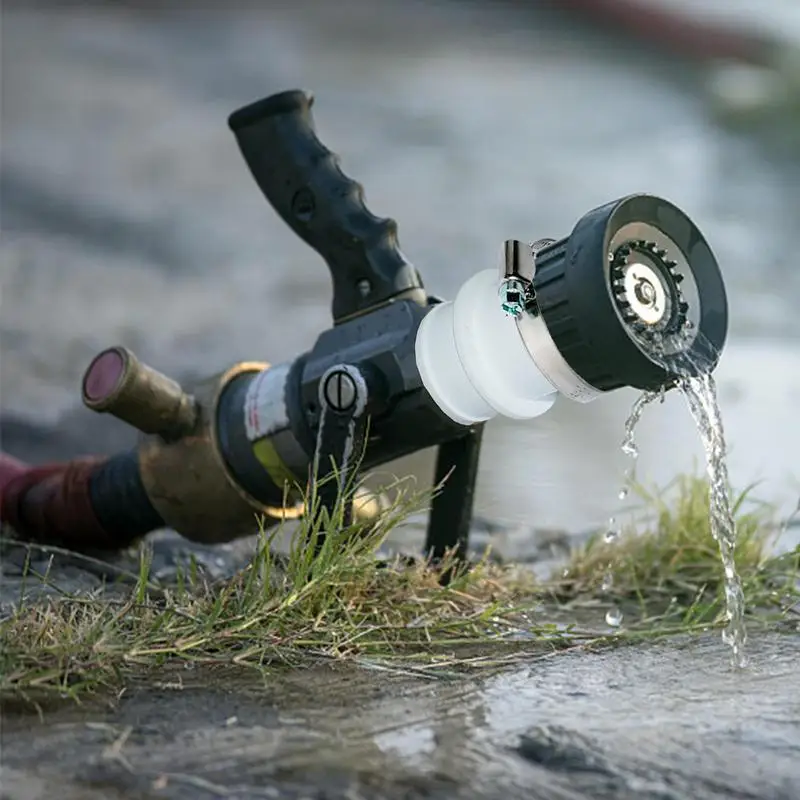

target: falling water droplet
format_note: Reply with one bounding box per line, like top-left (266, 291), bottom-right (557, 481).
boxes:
top-left (602, 572), bottom-right (613, 593)
top-left (622, 441), bottom-right (638, 459)
top-left (605, 607), bottom-right (623, 627)
top-left (618, 486), bottom-right (629, 501)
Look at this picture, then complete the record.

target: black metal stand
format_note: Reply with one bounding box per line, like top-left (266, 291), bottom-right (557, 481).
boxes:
top-left (425, 425), bottom-right (484, 562)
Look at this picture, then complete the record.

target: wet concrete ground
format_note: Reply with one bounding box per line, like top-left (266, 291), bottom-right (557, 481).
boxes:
top-left (3, 632), bottom-right (800, 800)
top-left (2, 1), bottom-right (800, 797)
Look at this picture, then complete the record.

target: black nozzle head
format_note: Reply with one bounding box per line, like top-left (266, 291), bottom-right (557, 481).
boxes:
top-left (531, 194), bottom-right (728, 392)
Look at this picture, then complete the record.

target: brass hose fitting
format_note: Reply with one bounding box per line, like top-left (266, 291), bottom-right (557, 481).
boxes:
top-left (83, 347), bottom-right (197, 441)
top-left (83, 348), bottom-right (301, 543)
top-left (82, 347), bottom-right (385, 544)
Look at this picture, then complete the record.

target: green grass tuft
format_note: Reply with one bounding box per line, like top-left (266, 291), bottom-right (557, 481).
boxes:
top-left (1, 471), bottom-right (798, 706)
top-left (551, 474), bottom-right (799, 629)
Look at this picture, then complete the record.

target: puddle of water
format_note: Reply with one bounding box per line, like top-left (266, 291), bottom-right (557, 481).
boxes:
top-left (4, 632), bottom-right (798, 800)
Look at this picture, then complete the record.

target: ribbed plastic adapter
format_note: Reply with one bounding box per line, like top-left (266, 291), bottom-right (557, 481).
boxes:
top-left (415, 270), bottom-right (557, 426)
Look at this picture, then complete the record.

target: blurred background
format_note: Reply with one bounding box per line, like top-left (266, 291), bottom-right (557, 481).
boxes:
top-left (2, 0), bottom-right (799, 536)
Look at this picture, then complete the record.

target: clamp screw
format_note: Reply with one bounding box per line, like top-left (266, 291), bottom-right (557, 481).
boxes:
top-left (499, 277), bottom-right (529, 318)
top-left (322, 369), bottom-right (358, 412)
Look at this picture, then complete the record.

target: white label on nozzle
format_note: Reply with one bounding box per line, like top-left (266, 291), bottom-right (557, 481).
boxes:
top-left (244, 362), bottom-right (291, 441)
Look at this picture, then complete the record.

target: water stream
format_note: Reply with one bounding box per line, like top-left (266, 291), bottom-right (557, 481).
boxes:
top-left (679, 371), bottom-right (747, 667)
top-left (620, 352), bottom-right (748, 667)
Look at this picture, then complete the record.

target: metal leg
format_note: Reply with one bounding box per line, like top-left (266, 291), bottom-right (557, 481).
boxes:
top-left (425, 425), bottom-right (484, 562)
top-left (311, 364), bottom-right (369, 553)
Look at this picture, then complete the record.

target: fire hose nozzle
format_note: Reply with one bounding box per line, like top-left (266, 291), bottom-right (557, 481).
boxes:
top-left (55, 94), bottom-right (728, 564)
top-left (416, 194), bottom-right (729, 426)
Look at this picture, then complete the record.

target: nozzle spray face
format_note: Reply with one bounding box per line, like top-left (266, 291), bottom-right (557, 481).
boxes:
top-left (531, 194), bottom-right (728, 392)
top-left (415, 194), bottom-right (728, 427)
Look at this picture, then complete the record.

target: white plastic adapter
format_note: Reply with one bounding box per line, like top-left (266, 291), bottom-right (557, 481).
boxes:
top-left (415, 269), bottom-right (558, 426)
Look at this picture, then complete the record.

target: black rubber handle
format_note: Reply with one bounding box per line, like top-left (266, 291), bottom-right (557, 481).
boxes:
top-left (228, 89), bottom-right (425, 323)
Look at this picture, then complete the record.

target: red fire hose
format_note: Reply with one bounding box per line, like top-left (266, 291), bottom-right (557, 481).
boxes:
top-left (0, 453), bottom-right (124, 551)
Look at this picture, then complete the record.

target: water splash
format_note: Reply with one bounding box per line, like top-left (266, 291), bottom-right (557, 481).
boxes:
top-left (605, 607), bottom-right (623, 628)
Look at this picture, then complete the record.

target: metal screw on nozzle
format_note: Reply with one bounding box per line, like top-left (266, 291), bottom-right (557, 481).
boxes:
top-left (499, 278), bottom-right (528, 318)
top-left (323, 369), bottom-right (357, 411)
top-left (624, 263), bottom-right (668, 326)
top-left (634, 277), bottom-right (656, 305)
top-left (319, 364), bottom-right (369, 415)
